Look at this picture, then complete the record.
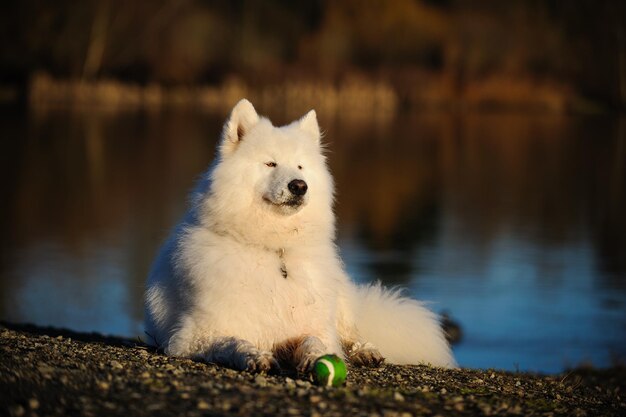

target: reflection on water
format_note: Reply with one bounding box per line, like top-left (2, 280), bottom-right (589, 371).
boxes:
top-left (0, 106), bottom-right (624, 373)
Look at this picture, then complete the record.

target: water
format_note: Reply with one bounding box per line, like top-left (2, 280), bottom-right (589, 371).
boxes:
top-left (1, 106), bottom-right (624, 373)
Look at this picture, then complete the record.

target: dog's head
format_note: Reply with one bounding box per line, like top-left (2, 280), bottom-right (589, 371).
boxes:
top-left (201, 100), bottom-right (334, 247)
top-left (215, 99), bottom-right (329, 216)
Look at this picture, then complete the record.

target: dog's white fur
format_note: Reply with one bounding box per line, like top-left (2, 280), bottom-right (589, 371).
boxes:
top-left (144, 99), bottom-right (455, 372)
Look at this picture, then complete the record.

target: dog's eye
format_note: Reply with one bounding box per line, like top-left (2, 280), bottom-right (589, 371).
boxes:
top-left (265, 162), bottom-right (277, 168)
top-left (298, 165), bottom-right (303, 170)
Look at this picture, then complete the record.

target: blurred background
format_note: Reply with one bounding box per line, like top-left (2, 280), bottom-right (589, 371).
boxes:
top-left (0, 0), bottom-right (624, 373)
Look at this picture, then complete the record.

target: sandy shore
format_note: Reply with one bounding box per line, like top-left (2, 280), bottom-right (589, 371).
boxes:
top-left (26, 72), bottom-right (574, 117)
top-left (1, 322), bottom-right (624, 417)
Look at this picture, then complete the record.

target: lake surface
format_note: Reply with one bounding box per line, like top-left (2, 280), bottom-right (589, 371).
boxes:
top-left (1, 105), bottom-right (624, 373)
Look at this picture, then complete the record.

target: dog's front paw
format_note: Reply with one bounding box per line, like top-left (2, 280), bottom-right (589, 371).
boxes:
top-left (346, 342), bottom-right (385, 367)
top-left (243, 350), bottom-right (280, 373)
top-left (296, 353), bottom-right (319, 374)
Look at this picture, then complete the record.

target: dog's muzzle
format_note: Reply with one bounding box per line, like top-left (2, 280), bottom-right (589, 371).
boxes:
top-left (264, 179), bottom-right (308, 212)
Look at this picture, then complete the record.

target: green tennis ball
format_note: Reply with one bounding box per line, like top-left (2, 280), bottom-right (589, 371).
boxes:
top-left (313, 354), bottom-right (347, 387)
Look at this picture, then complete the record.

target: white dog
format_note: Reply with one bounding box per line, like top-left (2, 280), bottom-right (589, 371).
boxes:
top-left (145, 99), bottom-right (455, 372)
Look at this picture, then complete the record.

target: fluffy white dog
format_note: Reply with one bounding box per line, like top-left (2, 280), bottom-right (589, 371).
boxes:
top-left (145, 99), bottom-right (455, 373)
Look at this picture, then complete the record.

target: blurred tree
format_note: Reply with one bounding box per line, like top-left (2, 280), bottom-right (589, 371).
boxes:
top-left (554, 0), bottom-right (625, 108)
top-left (0, 0), bottom-right (623, 107)
top-left (300, 0), bottom-right (447, 73)
top-left (83, 0), bottom-right (111, 79)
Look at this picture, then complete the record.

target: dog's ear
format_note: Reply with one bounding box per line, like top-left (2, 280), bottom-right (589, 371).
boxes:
top-left (298, 110), bottom-right (320, 142)
top-left (220, 99), bottom-right (260, 156)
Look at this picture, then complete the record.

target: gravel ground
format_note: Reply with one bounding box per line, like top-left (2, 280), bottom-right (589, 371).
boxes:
top-left (1, 322), bottom-right (624, 417)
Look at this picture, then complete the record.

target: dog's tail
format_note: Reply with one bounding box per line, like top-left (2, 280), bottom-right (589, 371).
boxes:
top-left (353, 282), bottom-right (456, 368)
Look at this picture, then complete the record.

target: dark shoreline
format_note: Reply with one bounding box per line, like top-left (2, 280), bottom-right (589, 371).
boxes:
top-left (1, 322), bottom-right (624, 417)
top-left (25, 72), bottom-right (580, 117)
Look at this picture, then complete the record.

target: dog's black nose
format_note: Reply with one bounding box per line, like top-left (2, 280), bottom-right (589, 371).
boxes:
top-left (288, 179), bottom-right (308, 196)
